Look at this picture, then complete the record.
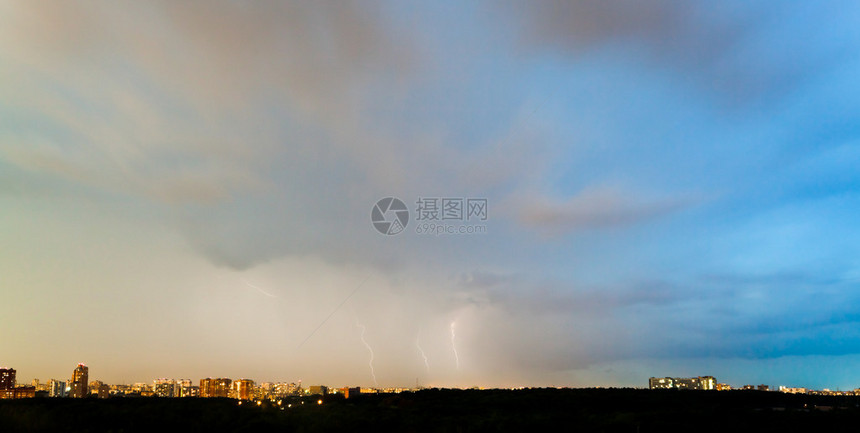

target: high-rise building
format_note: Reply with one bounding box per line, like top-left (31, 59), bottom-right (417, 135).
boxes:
top-left (176, 379), bottom-right (196, 397)
top-left (97, 383), bottom-right (110, 399)
top-left (49, 379), bottom-right (67, 397)
top-left (199, 378), bottom-right (212, 397)
top-left (699, 376), bottom-right (716, 390)
top-left (0, 368), bottom-right (15, 390)
top-left (69, 364), bottom-right (88, 398)
top-left (199, 378), bottom-right (232, 398)
top-left (234, 379), bottom-right (255, 400)
top-left (0, 368), bottom-right (34, 399)
top-left (154, 379), bottom-right (177, 397)
top-left (214, 378), bottom-right (231, 398)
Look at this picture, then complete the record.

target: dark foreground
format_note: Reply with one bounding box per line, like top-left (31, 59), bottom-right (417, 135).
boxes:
top-left (3, 388), bottom-right (860, 432)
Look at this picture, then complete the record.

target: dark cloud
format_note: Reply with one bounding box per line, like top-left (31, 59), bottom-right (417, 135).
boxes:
top-left (0, 1), bottom-right (429, 270)
top-left (456, 269), bottom-right (860, 370)
top-left (502, 1), bottom-right (848, 107)
top-left (635, 273), bottom-right (860, 360)
top-left (479, 279), bottom-right (687, 316)
top-left (505, 0), bottom-right (692, 49)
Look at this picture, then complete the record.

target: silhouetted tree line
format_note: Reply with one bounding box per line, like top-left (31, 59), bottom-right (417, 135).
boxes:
top-left (2, 388), bottom-right (860, 432)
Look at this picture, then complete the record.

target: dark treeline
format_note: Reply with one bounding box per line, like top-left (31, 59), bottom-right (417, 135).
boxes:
top-left (3, 388), bottom-right (860, 432)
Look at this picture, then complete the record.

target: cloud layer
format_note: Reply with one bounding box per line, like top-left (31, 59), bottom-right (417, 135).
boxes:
top-left (1, 1), bottom-right (860, 389)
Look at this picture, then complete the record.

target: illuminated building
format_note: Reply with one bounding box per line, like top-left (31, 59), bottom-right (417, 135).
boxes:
top-left (110, 384), bottom-right (131, 395)
top-left (69, 364), bottom-right (89, 398)
top-left (271, 382), bottom-right (300, 397)
top-left (649, 376), bottom-right (716, 390)
top-left (649, 377), bottom-right (674, 389)
top-left (215, 378), bottom-right (231, 398)
top-left (97, 383), bottom-right (110, 399)
top-left (49, 379), bottom-right (67, 397)
top-left (675, 377), bottom-right (700, 390)
top-left (154, 379), bottom-right (177, 397)
top-left (131, 383), bottom-right (151, 394)
top-left (0, 368), bottom-right (35, 399)
top-left (199, 378), bottom-right (232, 398)
top-left (308, 385), bottom-right (327, 396)
top-left (778, 386), bottom-right (807, 394)
top-left (342, 387), bottom-right (361, 398)
top-left (177, 379), bottom-right (197, 397)
top-left (699, 376), bottom-right (716, 390)
top-left (257, 382), bottom-right (273, 399)
top-left (89, 380), bottom-right (104, 396)
top-left (0, 368), bottom-right (14, 390)
top-left (235, 379), bottom-right (255, 400)
top-left (0, 387), bottom-right (35, 399)
top-left (199, 378), bottom-right (212, 397)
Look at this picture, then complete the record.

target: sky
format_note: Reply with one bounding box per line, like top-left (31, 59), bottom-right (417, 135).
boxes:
top-left (1, 1), bottom-right (860, 390)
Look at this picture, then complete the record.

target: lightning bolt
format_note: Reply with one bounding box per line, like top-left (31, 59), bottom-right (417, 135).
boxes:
top-left (357, 322), bottom-right (379, 387)
top-left (416, 334), bottom-right (430, 373)
top-left (243, 280), bottom-right (277, 298)
top-left (450, 321), bottom-right (460, 370)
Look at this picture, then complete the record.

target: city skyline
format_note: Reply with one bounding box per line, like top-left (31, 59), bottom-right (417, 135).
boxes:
top-left (2, 1), bottom-right (860, 390)
top-left (6, 360), bottom-right (860, 395)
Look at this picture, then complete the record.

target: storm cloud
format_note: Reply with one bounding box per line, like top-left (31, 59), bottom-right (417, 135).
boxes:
top-left (1, 1), bottom-right (860, 390)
